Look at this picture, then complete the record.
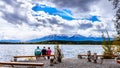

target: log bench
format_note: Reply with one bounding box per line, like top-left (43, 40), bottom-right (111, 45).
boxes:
top-left (78, 54), bottom-right (117, 59)
top-left (13, 54), bottom-right (55, 61)
top-left (0, 62), bottom-right (44, 68)
top-left (78, 54), bottom-right (103, 59)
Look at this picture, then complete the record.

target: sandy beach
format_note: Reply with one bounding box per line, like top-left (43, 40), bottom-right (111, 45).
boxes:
top-left (1, 58), bottom-right (120, 68)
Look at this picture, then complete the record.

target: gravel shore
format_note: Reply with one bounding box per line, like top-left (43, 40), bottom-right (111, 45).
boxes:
top-left (1, 58), bottom-right (120, 68)
top-left (42, 58), bottom-right (120, 68)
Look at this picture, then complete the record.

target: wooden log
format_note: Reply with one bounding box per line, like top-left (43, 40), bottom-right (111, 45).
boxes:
top-left (0, 62), bottom-right (44, 68)
top-left (14, 55), bottom-right (55, 61)
top-left (78, 54), bottom-right (103, 59)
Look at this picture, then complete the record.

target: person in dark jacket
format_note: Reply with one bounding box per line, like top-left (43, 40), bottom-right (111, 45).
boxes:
top-left (42, 46), bottom-right (47, 59)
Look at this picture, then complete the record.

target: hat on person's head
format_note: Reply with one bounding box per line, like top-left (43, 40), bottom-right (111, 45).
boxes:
top-left (48, 47), bottom-right (50, 49)
top-left (88, 50), bottom-right (90, 52)
top-left (57, 45), bottom-right (59, 48)
top-left (37, 46), bottom-right (39, 49)
top-left (43, 46), bottom-right (45, 48)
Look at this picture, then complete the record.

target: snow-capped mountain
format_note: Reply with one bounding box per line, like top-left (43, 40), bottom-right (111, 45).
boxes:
top-left (0, 34), bottom-right (112, 43)
top-left (27, 34), bottom-right (106, 42)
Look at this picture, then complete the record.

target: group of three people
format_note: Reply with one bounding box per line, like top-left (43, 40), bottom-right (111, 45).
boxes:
top-left (34, 45), bottom-right (63, 66)
top-left (34, 46), bottom-right (52, 60)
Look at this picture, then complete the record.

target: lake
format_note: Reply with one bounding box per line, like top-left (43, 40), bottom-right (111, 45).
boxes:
top-left (0, 44), bottom-right (104, 61)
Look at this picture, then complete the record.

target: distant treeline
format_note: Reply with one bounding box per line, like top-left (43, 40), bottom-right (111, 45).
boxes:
top-left (0, 40), bottom-right (113, 45)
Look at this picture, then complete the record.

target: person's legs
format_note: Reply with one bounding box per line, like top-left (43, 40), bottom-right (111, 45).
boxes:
top-left (36, 54), bottom-right (41, 61)
top-left (42, 54), bottom-right (46, 59)
top-left (36, 56), bottom-right (39, 61)
top-left (94, 60), bottom-right (97, 63)
top-left (57, 56), bottom-right (61, 63)
top-left (87, 55), bottom-right (91, 62)
top-left (88, 58), bottom-right (91, 62)
top-left (48, 56), bottom-right (50, 59)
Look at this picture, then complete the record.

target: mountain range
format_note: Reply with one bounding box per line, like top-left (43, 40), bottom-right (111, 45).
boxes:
top-left (0, 34), bottom-right (112, 43)
top-left (27, 34), bottom-right (105, 42)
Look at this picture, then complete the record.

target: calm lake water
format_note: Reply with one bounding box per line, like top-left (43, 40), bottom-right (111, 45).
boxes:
top-left (0, 44), bottom-right (104, 61)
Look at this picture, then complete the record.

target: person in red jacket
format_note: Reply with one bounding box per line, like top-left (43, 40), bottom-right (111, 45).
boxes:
top-left (47, 47), bottom-right (52, 59)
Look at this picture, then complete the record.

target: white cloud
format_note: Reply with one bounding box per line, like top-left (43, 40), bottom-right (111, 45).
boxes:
top-left (0, 0), bottom-right (117, 41)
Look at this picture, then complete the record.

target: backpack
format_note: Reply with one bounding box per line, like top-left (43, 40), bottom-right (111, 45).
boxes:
top-left (35, 49), bottom-right (41, 56)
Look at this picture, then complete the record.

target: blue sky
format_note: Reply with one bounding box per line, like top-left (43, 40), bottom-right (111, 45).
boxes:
top-left (0, 0), bottom-right (116, 41)
top-left (32, 4), bottom-right (74, 20)
top-left (32, 4), bottom-right (100, 22)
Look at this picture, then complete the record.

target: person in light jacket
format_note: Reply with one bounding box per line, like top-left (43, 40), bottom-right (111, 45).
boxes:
top-left (54, 45), bottom-right (62, 63)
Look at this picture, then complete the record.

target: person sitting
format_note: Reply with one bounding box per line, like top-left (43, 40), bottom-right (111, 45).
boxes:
top-left (47, 47), bottom-right (52, 59)
top-left (87, 50), bottom-right (91, 62)
top-left (34, 46), bottom-right (41, 61)
top-left (42, 46), bottom-right (47, 59)
top-left (92, 53), bottom-right (98, 63)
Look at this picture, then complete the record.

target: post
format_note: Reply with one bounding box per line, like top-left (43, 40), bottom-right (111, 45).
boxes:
top-left (14, 57), bottom-right (17, 62)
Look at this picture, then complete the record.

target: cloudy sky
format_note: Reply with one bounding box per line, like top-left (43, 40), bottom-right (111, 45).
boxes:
top-left (0, 0), bottom-right (117, 41)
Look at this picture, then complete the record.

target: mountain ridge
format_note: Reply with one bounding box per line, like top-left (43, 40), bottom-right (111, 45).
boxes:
top-left (0, 34), bottom-right (113, 43)
top-left (27, 34), bottom-right (105, 42)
